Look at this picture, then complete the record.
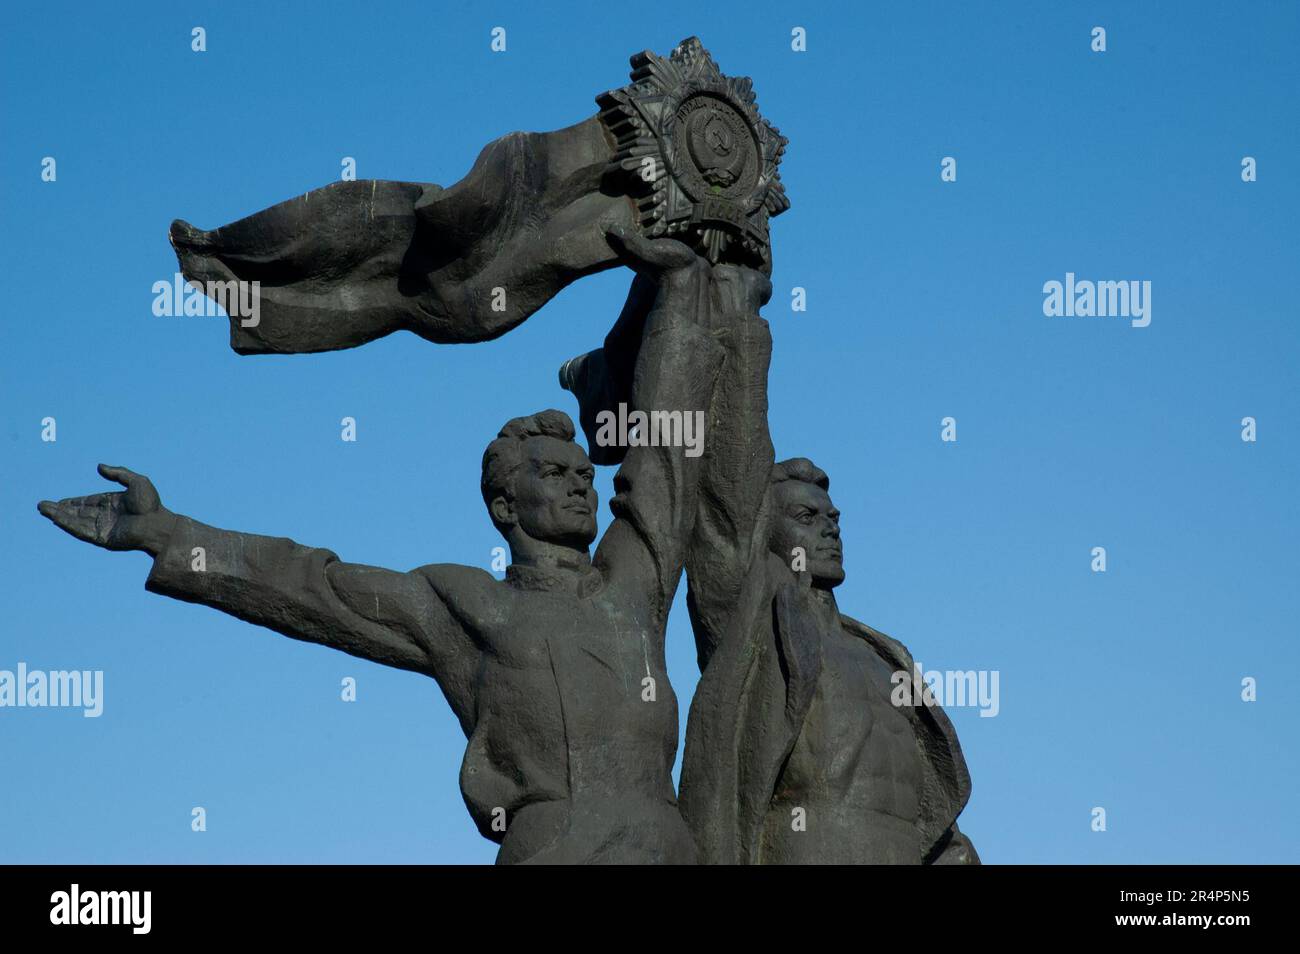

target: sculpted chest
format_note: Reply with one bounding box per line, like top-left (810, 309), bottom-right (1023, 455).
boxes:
top-left (475, 579), bottom-right (678, 750)
top-left (784, 626), bottom-right (925, 808)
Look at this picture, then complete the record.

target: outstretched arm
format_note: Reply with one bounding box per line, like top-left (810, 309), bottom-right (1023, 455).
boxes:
top-left (39, 466), bottom-right (467, 678)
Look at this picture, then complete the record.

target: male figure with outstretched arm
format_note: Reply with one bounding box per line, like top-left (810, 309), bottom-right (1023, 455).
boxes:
top-left (39, 229), bottom-right (766, 864)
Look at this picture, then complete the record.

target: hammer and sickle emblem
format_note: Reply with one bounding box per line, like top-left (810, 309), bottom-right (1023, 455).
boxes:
top-left (682, 99), bottom-right (752, 191)
top-left (706, 119), bottom-right (734, 156)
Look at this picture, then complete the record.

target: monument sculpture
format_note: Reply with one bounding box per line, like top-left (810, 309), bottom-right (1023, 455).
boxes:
top-left (39, 37), bottom-right (978, 864)
top-left (677, 449), bottom-right (980, 863)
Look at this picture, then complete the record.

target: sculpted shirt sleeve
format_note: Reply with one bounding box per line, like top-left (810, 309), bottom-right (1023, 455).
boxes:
top-left (685, 265), bottom-right (775, 669)
top-left (595, 266), bottom-right (726, 622)
top-left (144, 516), bottom-right (461, 677)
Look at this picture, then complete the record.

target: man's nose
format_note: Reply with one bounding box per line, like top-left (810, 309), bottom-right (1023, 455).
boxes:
top-left (822, 520), bottom-right (840, 539)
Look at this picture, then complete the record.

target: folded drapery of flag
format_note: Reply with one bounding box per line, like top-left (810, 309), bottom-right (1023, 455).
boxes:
top-left (168, 37), bottom-right (788, 360)
top-left (169, 116), bottom-right (635, 355)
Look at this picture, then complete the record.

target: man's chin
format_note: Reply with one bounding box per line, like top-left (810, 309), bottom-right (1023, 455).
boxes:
top-left (812, 561), bottom-right (845, 589)
top-left (555, 522), bottom-right (597, 549)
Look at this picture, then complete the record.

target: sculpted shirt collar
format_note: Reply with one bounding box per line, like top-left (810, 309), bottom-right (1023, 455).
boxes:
top-left (505, 561), bottom-right (603, 598)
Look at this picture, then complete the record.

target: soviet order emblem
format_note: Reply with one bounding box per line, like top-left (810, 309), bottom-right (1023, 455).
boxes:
top-left (597, 36), bottom-right (789, 268)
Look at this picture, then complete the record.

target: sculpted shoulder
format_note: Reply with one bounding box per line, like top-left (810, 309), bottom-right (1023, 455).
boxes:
top-left (412, 563), bottom-right (510, 620)
top-left (841, 614), bottom-right (915, 674)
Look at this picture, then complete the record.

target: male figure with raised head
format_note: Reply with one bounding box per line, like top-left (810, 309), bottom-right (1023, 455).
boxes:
top-left (679, 410), bottom-right (980, 864)
top-left (38, 231), bottom-right (746, 864)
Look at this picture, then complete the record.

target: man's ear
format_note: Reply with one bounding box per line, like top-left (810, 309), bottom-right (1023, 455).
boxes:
top-left (490, 495), bottom-right (516, 528)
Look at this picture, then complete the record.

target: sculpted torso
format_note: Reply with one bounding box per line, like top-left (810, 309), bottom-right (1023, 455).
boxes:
top-left (428, 564), bottom-right (695, 864)
top-left (761, 620), bottom-right (924, 865)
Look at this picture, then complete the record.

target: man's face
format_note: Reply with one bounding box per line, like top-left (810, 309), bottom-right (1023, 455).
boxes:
top-left (769, 480), bottom-right (845, 589)
top-left (508, 436), bottom-right (598, 548)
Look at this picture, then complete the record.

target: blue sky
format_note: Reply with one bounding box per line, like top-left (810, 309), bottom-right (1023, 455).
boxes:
top-left (2, 0), bottom-right (1297, 863)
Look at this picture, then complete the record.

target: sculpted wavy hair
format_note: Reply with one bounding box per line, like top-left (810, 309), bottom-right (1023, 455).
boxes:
top-left (480, 409), bottom-right (578, 529)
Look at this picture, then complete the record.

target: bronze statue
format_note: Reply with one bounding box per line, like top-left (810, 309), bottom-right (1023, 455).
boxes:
top-left (39, 37), bottom-right (979, 865)
top-left (41, 230), bottom-right (756, 864)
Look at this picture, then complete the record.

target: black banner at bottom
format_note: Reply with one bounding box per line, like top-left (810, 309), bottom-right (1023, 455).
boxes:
top-left (0, 864), bottom-right (1280, 941)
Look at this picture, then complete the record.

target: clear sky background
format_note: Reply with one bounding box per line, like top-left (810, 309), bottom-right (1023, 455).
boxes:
top-left (2, 1), bottom-right (1297, 864)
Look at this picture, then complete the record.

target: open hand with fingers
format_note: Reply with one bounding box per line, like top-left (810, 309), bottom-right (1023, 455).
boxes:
top-left (38, 465), bottom-right (177, 555)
